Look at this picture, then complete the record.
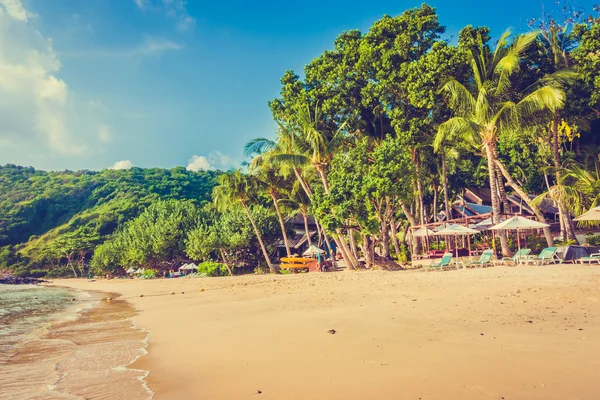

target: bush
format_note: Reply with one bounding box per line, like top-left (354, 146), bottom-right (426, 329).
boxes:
top-left (585, 234), bottom-right (600, 246)
top-left (28, 269), bottom-right (47, 278)
top-left (198, 261), bottom-right (229, 277)
top-left (141, 269), bottom-right (156, 279)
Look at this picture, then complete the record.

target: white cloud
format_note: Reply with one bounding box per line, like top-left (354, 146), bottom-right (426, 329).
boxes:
top-left (110, 160), bottom-right (133, 170)
top-left (0, 0), bottom-right (30, 22)
top-left (186, 155), bottom-right (212, 172)
top-left (133, 0), bottom-right (196, 33)
top-left (60, 37), bottom-right (182, 58)
top-left (186, 151), bottom-right (236, 172)
top-left (0, 3), bottom-right (111, 156)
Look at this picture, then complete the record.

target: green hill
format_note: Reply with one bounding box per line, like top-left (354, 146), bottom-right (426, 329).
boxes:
top-left (0, 164), bottom-right (218, 276)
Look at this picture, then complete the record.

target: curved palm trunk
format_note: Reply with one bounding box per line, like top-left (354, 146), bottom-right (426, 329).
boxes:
top-left (441, 150), bottom-right (452, 221)
top-left (302, 211), bottom-right (312, 247)
top-left (270, 192), bottom-right (291, 257)
top-left (485, 143), bottom-right (510, 256)
top-left (551, 116), bottom-right (578, 243)
top-left (241, 202), bottom-right (278, 273)
top-left (219, 249), bottom-right (234, 276)
top-left (293, 167), bottom-right (313, 198)
top-left (492, 147), bottom-right (510, 214)
top-left (494, 159), bottom-right (555, 247)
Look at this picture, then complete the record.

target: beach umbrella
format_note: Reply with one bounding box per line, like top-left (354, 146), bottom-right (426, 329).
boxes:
top-left (574, 206), bottom-right (600, 221)
top-left (435, 224), bottom-right (480, 261)
top-left (412, 227), bottom-right (436, 237)
top-left (180, 263), bottom-right (198, 270)
top-left (489, 216), bottom-right (549, 251)
top-left (134, 268), bottom-right (144, 274)
top-left (303, 245), bottom-right (325, 257)
top-left (126, 267), bottom-right (135, 274)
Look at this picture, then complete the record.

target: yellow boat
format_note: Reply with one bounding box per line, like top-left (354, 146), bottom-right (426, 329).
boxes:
top-left (280, 257), bottom-right (314, 263)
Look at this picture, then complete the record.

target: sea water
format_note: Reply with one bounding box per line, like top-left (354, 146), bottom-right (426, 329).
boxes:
top-left (0, 284), bottom-right (152, 399)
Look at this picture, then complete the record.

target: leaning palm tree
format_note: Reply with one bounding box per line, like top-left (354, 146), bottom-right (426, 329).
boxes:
top-left (436, 29), bottom-right (565, 254)
top-left (212, 170), bottom-right (277, 273)
top-left (249, 163), bottom-right (294, 257)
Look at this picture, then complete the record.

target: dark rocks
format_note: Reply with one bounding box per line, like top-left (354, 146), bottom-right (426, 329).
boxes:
top-left (0, 274), bottom-right (46, 285)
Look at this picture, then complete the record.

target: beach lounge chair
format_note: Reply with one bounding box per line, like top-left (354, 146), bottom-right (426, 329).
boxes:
top-left (492, 248), bottom-right (531, 266)
top-left (425, 252), bottom-right (453, 271)
top-left (576, 253), bottom-right (600, 264)
top-left (459, 249), bottom-right (494, 269)
top-left (518, 247), bottom-right (558, 266)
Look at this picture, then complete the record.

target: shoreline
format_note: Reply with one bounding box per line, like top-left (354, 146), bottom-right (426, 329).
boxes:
top-left (51, 265), bottom-right (600, 399)
top-left (0, 286), bottom-right (152, 400)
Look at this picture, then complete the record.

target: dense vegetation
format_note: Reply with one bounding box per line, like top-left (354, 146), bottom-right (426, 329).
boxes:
top-left (2, 2), bottom-right (600, 277)
top-left (0, 165), bottom-right (218, 277)
top-left (238, 2), bottom-right (600, 269)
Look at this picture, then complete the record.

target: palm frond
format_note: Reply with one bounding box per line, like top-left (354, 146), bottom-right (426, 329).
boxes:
top-left (516, 85), bottom-right (566, 116)
top-left (439, 79), bottom-right (476, 116)
top-left (434, 117), bottom-right (480, 152)
top-left (244, 138), bottom-right (276, 157)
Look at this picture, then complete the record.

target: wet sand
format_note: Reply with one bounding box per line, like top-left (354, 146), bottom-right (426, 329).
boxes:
top-left (0, 292), bottom-right (150, 400)
top-left (53, 265), bottom-right (600, 399)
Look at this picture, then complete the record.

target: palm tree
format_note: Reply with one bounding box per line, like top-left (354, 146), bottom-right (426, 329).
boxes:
top-left (212, 170), bottom-right (277, 273)
top-left (279, 182), bottom-right (313, 248)
top-left (436, 29), bottom-right (565, 255)
top-left (250, 163), bottom-right (294, 257)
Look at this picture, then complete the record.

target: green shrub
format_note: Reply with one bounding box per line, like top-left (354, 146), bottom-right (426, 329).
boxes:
top-left (198, 261), bottom-right (229, 277)
top-left (141, 269), bottom-right (156, 279)
top-left (585, 234), bottom-right (600, 246)
top-left (28, 269), bottom-right (47, 278)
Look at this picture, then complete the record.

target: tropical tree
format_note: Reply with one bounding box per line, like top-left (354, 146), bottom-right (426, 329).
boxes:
top-left (212, 170), bottom-right (277, 273)
top-left (436, 29), bottom-right (566, 254)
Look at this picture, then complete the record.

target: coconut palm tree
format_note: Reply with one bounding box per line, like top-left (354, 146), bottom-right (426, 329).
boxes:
top-left (436, 29), bottom-right (566, 255)
top-left (249, 163), bottom-right (294, 257)
top-left (212, 170), bottom-right (277, 273)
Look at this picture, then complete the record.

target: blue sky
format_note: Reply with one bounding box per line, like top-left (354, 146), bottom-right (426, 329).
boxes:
top-left (0, 0), bottom-right (597, 171)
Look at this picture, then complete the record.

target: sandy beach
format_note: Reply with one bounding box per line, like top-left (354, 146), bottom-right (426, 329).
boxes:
top-left (52, 265), bottom-right (600, 400)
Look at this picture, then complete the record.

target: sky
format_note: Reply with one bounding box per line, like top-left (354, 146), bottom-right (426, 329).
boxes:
top-left (0, 0), bottom-right (597, 172)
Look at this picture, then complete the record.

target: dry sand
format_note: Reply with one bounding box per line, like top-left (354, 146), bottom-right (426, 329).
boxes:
top-left (53, 265), bottom-right (600, 400)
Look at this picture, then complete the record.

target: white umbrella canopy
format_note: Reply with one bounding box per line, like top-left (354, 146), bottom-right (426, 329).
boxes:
top-left (303, 245), bottom-right (325, 256)
top-left (434, 224), bottom-right (479, 262)
top-left (489, 216), bottom-right (549, 252)
top-left (435, 224), bottom-right (479, 236)
top-left (574, 206), bottom-right (600, 221)
top-left (489, 216), bottom-right (549, 230)
top-left (179, 263), bottom-right (198, 271)
top-left (126, 267), bottom-right (136, 274)
top-left (412, 227), bottom-right (436, 237)
top-left (134, 268), bottom-right (144, 274)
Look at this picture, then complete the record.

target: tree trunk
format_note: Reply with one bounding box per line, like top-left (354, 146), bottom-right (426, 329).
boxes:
top-left (219, 249), bottom-right (234, 276)
top-left (361, 235), bottom-right (375, 268)
top-left (335, 230), bottom-right (360, 270)
top-left (494, 159), bottom-right (555, 247)
top-left (270, 192), bottom-right (291, 257)
top-left (241, 203), bottom-right (278, 273)
top-left (492, 146), bottom-right (510, 214)
top-left (441, 149), bottom-right (452, 221)
top-left (400, 201), bottom-right (421, 255)
top-left (315, 162), bottom-right (359, 269)
top-left (390, 216), bottom-right (402, 259)
top-left (293, 167), bottom-right (313, 198)
top-left (551, 115), bottom-right (578, 243)
top-left (348, 228), bottom-right (359, 260)
top-left (485, 143), bottom-right (511, 256)
top-left (302, 211), bottom-right (312, 247)
top-left (414, 151), bottom-right (426, 224)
